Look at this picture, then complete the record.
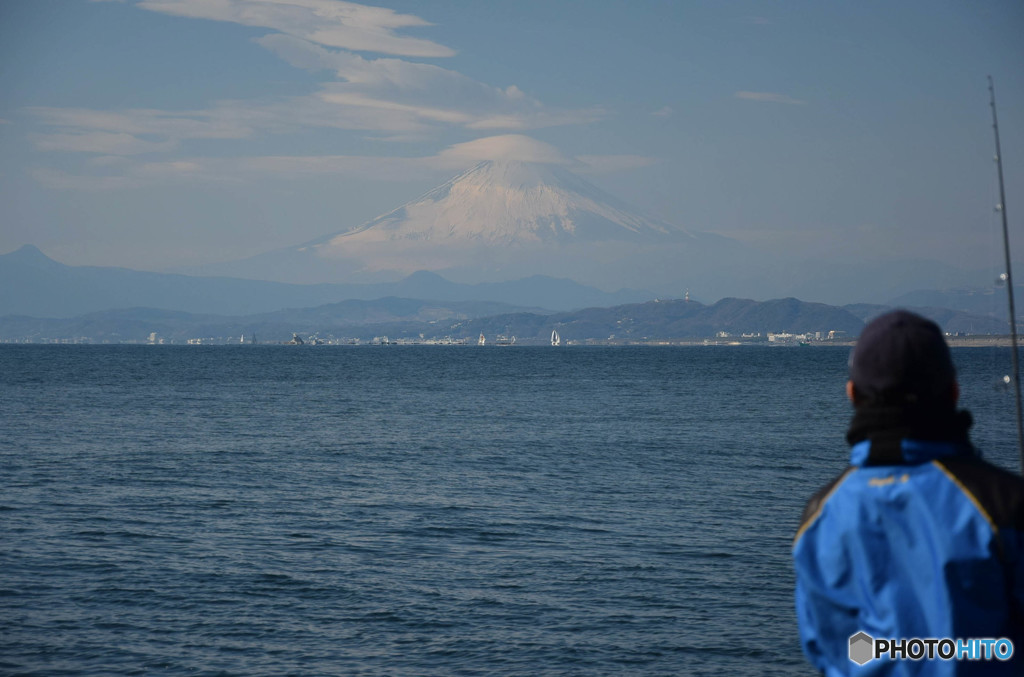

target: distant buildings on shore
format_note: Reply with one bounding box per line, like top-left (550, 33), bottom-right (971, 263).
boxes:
top-left (0, 328), bottom-right (1010, 347)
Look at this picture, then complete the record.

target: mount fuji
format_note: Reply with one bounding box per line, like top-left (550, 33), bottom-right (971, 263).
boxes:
top-left (310, 160), bottom-right (690, 248)
top-left (192, 160), bottom-right (738, 292)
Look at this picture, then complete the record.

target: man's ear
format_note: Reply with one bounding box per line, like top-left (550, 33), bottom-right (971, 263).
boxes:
top-left (846, 380), bottom-right (857, 405)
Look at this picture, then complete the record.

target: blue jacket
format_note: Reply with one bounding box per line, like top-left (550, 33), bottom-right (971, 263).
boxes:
top-left (793, 411), bottom-right (1024, 676)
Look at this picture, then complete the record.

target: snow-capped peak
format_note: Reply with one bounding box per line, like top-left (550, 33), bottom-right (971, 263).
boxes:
top-left (310, 160), bottom-right (690, 252)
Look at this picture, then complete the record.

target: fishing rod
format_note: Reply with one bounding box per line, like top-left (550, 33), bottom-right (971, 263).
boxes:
top-left (987, 75), bottom-right (1024, 474)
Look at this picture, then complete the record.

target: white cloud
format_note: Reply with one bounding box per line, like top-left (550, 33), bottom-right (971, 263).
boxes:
top-left (432, 135), bottom-right (569, 168)
top-left (26, 3), bottom-right (609, 184)
top-left (467, 107), bottom-right (604, 130)
top-left (734, 91), bottom-right (806, 105)
top-left (319, 92), bottom-right (474, 125)
top-left (28, 107), bottom-right (243, 137)
top-left (26, 31), bottom-right (602, 155)
top-left (137, 0), bottom-right (455, 57)
top-left (261, 34), bottom-right (484, 93)
top-left (242, 10), bottom-right (584, 132)
top-left (218, 134), bottom-right (569, 178)
top-left (27, 106), bottom-right (254, 155)
top-left (31, 168), bottom-right (137, 191)
top-left (257, 35), bottom-right (601, 132)
top-left (230, 135), bottom-right (625, 178)
top-left (31, 132), bottom-right (178, 155)
top-left (651, 106), bottom-right (674, 117)
top-left (33, 135), bottom-right (655, 190)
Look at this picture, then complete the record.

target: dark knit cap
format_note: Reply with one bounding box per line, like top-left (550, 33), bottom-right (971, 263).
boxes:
top-left (849, 310), bottom-right (956, 405)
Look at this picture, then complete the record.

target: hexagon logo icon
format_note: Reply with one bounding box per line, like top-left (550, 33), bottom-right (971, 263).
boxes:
top-left (849, 632), bottom-right (875, 666)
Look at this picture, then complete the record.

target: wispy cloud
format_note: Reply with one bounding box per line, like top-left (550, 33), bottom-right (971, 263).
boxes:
top-left (137, 0), bottom-right (455, 57)
top-left (33, 156), bottom-right (243, 191)
top-left (734, 91), bottom-right (805, 105)
top-left (432, 135), bottom-right (569, 168)
top-left (27, 13), bottom-right (601, 157)
top-left (31, 168), bottom-right (138, 191)
top-left (28, 106), bottom-right (253, 155)
top-left (29, 106), bottom-right (257, 138)
top-left (34, 134), bottom-right (656, 190)
top-left (28, 83), bottom-right (600, 155)
top-left (30, 131), bottom-right (178, 155)
top-left (221, 135), bottom-right (570, 180)
top-left (258, 34), bottom-right (601, 132)
top-left (651, 106), bottom-right (674, 118)
top-left (26, 0), bottom-right (608, 196)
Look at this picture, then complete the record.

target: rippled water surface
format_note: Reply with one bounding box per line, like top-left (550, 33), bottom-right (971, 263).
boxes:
top-left (1, 345), bottom-right (1019, 675)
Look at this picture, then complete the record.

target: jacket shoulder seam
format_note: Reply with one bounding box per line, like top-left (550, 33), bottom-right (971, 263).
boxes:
top-left (931, 459), bottom-right (999, 537)
top-left (794, 467), bottom-right (856, 548)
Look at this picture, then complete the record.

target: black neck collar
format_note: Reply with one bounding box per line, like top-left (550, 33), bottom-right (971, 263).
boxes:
top-left (846, 405), bottom-right (974, 465)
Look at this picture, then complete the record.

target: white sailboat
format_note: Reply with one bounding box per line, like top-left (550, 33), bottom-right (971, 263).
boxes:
top-left (551, 329), bottom-right (561, 346)
top-left (478, 332), bottom-right (486, 346)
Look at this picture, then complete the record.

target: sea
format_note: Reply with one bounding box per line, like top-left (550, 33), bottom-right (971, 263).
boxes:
top-left (1, 345), bottom-right (1020, 676)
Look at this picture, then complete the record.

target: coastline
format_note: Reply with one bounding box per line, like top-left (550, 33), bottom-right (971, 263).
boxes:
top-left (580, 336), bottom-right (1019, 348)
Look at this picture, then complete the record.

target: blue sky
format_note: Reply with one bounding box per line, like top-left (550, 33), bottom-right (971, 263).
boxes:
top-left (1, 0), bottom-right (1022, 287)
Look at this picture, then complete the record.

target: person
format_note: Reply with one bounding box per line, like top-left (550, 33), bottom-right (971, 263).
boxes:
top-left (793, 310), bottom-right (1024, 675)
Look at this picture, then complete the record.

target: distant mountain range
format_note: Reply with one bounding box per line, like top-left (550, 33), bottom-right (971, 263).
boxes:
top-left (171, 159), bottom-right (996, 305)
top-left (5, 163), bottom-right (1004, 310)
top-left (0, 297), bottom-right (538, 344)
top-left (8, 158), bottom-right (1004, 311)
top-left (0, 292), bottom-right (1009, 345)
top-left (180, 159), bottom-right (732, 288)
top-left (0, 245), bottom-right (653, 318)
top-left (1, 242), bottom-right (1016, 343)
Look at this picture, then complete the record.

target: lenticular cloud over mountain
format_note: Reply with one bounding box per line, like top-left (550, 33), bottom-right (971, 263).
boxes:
top-left (204, 159), bottom-right (736, 290)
